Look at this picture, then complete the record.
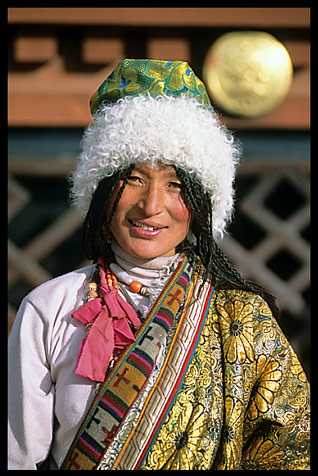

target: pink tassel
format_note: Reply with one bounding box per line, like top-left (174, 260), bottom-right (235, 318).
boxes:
top-left (72, 297), bottom-right (103, 324)
top-left (74, 306), bottom-right (114, 382)
top-left (72, 272), bottom-right (141, 382)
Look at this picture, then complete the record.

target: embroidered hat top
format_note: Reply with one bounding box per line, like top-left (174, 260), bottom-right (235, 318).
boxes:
top-left (90, 59), bottom-right (212, 114)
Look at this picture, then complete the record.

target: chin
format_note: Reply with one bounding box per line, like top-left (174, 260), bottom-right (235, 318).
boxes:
top-left (124, 243), bottom-right (176, 260)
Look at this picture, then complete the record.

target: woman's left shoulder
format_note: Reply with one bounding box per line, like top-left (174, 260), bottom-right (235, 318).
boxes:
top-left (210, 287), bottom-right (304, 373)
top-left (213, 287), bottom-right (273, 316)
top-left (211, 287), bottom-right (282, 342)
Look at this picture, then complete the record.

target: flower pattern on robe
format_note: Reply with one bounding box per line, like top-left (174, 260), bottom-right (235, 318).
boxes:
top-left (247, 355), bottom-right (283, 420)
top-left (142, 287), bottom-right (310, 470)
top-left (216, 299), bottom-right (254, 364)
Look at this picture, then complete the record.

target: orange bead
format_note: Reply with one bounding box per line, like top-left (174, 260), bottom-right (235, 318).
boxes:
top-left (88, 290), bottom-right (98, 298)
top-left (88, 282), bottom-right (97, 291)
top-left (112, 275), bottom-right (119, 291)
top-left (129, 280), bottom-right (143, 293)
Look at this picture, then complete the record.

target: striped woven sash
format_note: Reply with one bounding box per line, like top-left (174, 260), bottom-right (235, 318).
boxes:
top-left (106, 267), bottom-right (215, 470)
top-left (60, 254), bottom-right (195, 470)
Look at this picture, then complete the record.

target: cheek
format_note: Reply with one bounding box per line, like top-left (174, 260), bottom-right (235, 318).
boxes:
top-left (108, 190), bottom-right (133, 235)
top-left (172, 198), bottom-right (192, 230)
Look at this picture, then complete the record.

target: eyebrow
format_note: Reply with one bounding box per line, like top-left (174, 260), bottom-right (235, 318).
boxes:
top-left (132, 164), bottom-right (180, 179)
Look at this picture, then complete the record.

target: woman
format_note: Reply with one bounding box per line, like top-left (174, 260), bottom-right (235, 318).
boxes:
top-left (8, 59), bottom-right (310, 470)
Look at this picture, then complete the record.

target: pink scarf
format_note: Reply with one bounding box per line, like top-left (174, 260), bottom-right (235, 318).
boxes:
top-left (72, 261), bottom-right (141, 382)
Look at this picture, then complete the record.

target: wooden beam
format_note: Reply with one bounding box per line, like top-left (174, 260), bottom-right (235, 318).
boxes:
top-left (147, 37), bottom-right (190, 62)
top-left (8, 88), bottom-right (310, 129)
top-left (82, 37), bottom-right (124, 64)
top-left (9, 158), bottom-right (76, 176)
top-left (222, 96), bottom-right (310, 130)
top-left (8, 91), bottom-right (92, 127)
top-left (14, 35), bottom-right (57, 63)
top-left (8, 8), bottom-right (310, 28)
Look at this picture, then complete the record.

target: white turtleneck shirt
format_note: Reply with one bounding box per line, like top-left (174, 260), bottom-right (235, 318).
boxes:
top-left (110, 240), bottom-right (181, 317)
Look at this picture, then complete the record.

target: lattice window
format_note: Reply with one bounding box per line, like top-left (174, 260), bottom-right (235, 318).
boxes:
top-left (219, 162), bottom-right (310, 369)
top-left (221, 163), bottom-right (309, 312)
top-left (8, 158), bottom-right (88, 331)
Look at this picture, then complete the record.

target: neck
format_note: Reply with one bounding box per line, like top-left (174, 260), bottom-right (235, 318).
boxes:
top-left (111, 240), bottom-right (181, 285)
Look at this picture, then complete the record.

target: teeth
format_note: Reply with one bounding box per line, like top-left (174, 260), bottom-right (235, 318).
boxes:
top-left (132, 221), bottom-right (156, 231)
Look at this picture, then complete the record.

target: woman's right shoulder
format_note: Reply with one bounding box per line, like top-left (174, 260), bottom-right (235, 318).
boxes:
top-left (10, 264), bottom-right (97, 343)
top-left (21, 264), bottom-right (96, 310)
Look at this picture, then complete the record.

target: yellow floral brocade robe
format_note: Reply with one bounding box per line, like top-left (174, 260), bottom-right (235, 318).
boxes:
top-left (141, 288), bottom-right (310, 470)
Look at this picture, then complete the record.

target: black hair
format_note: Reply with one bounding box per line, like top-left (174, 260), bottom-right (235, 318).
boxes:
top-left (81, 164), bottom-right (279, 317)
top-left (81, 164), bottom-right (134, 261)
top-left (175, 166), bottom-right (279, 317)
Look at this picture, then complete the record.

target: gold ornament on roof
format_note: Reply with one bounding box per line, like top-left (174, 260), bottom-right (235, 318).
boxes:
top-left (203, 31), bottom-right (293, 118)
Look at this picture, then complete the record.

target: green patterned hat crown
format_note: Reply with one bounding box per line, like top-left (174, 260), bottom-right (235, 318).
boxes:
top-left (90, 59), bottom-right (212, 114)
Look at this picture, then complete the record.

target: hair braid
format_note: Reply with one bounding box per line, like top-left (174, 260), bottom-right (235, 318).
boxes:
top-left (105, 163), bottom-right (135, 230)
top-left (81, 164), bottom-right (136, 262)
top-left (176, 167), bottom-right (279, 318)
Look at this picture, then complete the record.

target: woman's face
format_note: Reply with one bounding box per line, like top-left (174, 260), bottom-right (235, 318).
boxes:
top-left (108, 163), bottom-right (191, 259)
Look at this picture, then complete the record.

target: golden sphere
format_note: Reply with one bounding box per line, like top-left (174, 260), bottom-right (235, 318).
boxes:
top-left (203, 31), bottom-right (293, 118)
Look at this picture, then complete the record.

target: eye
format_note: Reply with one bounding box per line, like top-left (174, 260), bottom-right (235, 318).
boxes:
top-left (168, 181), bottom-right (183, 190)
top-left (127, 175), bottom-right (143, 184)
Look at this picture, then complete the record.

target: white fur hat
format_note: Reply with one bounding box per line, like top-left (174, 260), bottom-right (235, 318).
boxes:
top-left (70, 60), bottom-right (241, 239)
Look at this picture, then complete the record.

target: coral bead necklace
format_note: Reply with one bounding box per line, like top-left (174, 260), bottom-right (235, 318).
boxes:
top-left (109, 262), bottom-right (150, 296)
top-left (86, 263), bottom-right (150, 304)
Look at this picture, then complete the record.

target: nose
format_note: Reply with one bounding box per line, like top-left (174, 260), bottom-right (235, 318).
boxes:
top-left (137, 184), bottom-right (165, 217)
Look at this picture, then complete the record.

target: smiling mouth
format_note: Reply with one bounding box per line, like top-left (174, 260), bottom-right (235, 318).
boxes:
top-left (130, 220), bottom-right (165, 231)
